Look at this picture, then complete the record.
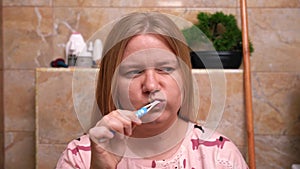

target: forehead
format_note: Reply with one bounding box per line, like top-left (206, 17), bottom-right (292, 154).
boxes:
top-left (123, 34), bottom-right (173, 60)
top-left (119, 49), bottom-right (178, 69)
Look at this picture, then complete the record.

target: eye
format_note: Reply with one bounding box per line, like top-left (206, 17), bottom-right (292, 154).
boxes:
top-left (125, 69), bottom-right (144, 78)
top-left (157, 67), bottom-right (175, 74)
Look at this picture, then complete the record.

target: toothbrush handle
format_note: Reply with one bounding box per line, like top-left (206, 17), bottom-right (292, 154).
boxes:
top-left (135, 107), bottom-right (148, 118)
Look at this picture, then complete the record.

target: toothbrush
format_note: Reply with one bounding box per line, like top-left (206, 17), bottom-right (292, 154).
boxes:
top-left (135, 100), bottom-right (160, 118)
top-left (98, 100), bottom-right (160, 143)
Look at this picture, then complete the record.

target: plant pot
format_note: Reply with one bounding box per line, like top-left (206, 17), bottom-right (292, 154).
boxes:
top-left (190, 50), bottom-right (243, 69)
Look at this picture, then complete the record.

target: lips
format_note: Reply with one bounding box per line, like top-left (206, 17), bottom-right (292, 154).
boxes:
top-left (148, 98), bottom-right (163, 105)
top-left (150, 99), bottom-right (165, 111)
top-left (149, 96), bottom-right (164, 102)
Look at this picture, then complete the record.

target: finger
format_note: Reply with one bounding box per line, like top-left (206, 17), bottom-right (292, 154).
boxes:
top-left (117, 109), bottom-right (142, 125)
top-left (95, 113), bottom-right (126, 137)
top-left (107, 110), bottom-right (132, 135)
top-left (89, 126), bottom-right (114, 144)
top-left (115, 110), bottom-right (142, 135)
top-left (104, 114), bottom-right (128, 137)
top-left (94, 110), bottom-right (142, 138)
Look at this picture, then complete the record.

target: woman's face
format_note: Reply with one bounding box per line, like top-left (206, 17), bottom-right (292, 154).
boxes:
top-left (114, 34), bottom-right (183, 125)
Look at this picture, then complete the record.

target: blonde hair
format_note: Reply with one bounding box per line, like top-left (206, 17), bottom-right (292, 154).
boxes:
top-left (96, 12), bottom-right (196, 122)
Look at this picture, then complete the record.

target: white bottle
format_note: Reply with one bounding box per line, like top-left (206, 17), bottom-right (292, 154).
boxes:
top-left (65, 32), bottom-right (86, 65)
top-left (92, 39), bottom-right (103, 62)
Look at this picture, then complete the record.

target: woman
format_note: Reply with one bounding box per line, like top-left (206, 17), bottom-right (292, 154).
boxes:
top-left (56, 12), bottom-right (248, 169)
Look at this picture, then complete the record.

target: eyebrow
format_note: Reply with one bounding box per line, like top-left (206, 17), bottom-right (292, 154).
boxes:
top-left (119, 59), bottom-right (178, 70)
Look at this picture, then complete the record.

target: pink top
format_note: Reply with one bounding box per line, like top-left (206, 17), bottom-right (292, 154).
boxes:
top-left (56, 123), bottom-right (249, 169)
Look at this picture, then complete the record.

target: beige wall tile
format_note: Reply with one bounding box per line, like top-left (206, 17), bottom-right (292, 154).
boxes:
top-left (255, 135), bottom-right (300, 169)
top-left (218, 72), bottom-right (247, 146)
top-left (54, 0), bottom-right (112, 7)
top-left (252, 72), bottom-right (300, 135)
top-left (52, 0), bottom-right (238, 7)
top-left (36, 69), bottom-right (99, 168)
top-left (247, 0), bottom-right (300, 8)
top-left (4, 131), bottom-right (35, 169)
top-left (248, 9), bottom-right (300, 72)
top-left (52, 7), bottom-right (127, 59)
top-left (110, 0), bottom-right (192, 7)
top-left (193, 71), bottom-right (211, 121)
top-left (3, 0), bottom-right (51, 6)
top-left (3, 7), bottom-right (53, 69)
top-left (36, 144), bottom-right (66, 169)
top-left (236, 145), bottom-right (248, 161)
top-left (4, 70), bottom-right (35, 131)
top-left (194, 71), bottom-right (247, 147)
top-left (193, 0), bottom-right (237, 8)
top-left (36, 70), bottom-right (85, 144)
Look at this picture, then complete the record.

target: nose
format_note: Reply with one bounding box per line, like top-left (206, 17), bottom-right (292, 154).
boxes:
top-left (142, 69), bottom-right (160, 93)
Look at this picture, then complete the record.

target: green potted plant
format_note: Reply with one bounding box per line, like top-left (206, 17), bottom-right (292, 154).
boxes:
top-left (182, 11), bottom-right (254, 69)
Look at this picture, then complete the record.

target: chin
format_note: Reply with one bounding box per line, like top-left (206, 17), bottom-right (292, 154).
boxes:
top-left (146, 113), bottom-right (177, 125)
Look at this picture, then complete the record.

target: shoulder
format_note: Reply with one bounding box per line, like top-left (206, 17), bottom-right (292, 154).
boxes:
top-left (184, 123), bottom-right (249, 169)
top-left (65, 134), bottom-right (91, 150)
top-left (56, 135), bottom-right (91, 169)
top-left (188, 124), bottom-right (234, 152)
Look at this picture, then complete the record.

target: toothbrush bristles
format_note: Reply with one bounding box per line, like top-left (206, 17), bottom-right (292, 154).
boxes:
top-left (148, 100), bottom-right (160, 111)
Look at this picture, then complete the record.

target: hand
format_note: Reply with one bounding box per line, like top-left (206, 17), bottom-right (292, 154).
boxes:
top-left (88, 109), bottom-right (142, 169)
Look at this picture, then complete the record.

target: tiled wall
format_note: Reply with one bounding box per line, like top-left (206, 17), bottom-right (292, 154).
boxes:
top-left (1, 0), bottom-right (300, 169)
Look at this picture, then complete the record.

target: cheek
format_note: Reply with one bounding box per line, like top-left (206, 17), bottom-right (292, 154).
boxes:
top-left (128, 80), bottom-right (142, 104)
top-left (170, 74), bottom-right (184, 101)
top-left (117, 78), bottom-right (141, 110)
top-left (114, 77), bottom-right (134, 109)
top-left (164, 76), bottom-right (183, 110)
top-left (170, 83), bottom-right (183, 105)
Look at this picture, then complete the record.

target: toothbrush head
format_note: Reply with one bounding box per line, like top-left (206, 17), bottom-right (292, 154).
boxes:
top-left (135, 100), bottom-right (160, 118)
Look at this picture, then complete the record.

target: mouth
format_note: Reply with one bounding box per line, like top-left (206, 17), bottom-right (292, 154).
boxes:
top-left (148, 97), bottom-right (164, 103)
top-left (148, 99), bottom-right (165, 112)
